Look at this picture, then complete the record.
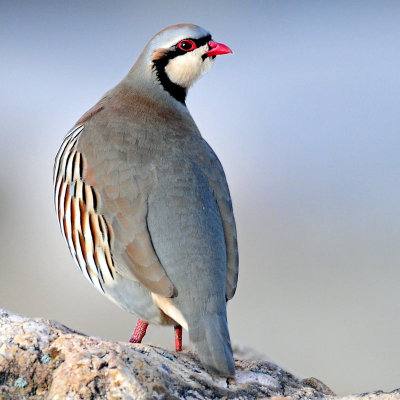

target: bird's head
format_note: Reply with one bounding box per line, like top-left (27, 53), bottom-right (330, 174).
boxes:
top-left (129, 24), bottom-right (232, 105)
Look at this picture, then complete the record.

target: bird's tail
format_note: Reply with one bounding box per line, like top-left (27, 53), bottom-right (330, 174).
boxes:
top-left (188, 312), bottom-right (235, 377)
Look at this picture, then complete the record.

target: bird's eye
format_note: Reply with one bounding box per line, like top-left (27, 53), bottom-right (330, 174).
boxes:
top-left (177, 39), bottom-right (196, 52)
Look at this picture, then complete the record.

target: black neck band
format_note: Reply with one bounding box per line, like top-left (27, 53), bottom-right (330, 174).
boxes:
top-left (152, 57), bottom-right (187, 105)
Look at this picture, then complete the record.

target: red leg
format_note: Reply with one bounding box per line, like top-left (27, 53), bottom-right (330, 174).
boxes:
top-left (129, 318), bottom-right (149, 343)
top-left (174, 324), bottom-right (182, 352)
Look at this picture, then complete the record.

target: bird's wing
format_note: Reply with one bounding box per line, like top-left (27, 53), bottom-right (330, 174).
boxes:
top-left (182, 136), bottom-right (239, 300)
top-left (212, 178), bottom-right (239, 301)
top-left (55, 123), bottom-right (176, 298)
top-left (146, 154), bottom-right (235, 376)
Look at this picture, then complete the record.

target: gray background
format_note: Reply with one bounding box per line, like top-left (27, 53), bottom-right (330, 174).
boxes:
top-left (1, 1), bottom-right (399, 396)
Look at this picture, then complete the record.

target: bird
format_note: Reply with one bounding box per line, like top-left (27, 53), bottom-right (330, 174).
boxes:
top-left (53, 23), bottom-right (238, 378)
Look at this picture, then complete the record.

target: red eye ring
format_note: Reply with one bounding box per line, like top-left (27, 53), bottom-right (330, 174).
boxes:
top-left (177, 39), bottom-right (196, 52)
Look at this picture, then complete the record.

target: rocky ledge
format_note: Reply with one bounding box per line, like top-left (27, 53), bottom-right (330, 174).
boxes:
top-left (0, 309), bottom-right (399, 399)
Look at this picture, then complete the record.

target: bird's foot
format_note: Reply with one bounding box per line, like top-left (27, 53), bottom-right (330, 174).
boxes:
top-left (174, 324), bottom-right (182, 351)
top-left (129, 318), bottom-right (149, 343)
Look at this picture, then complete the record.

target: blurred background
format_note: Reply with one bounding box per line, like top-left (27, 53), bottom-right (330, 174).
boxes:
top-left (1, 1), bottom-right (399, 396)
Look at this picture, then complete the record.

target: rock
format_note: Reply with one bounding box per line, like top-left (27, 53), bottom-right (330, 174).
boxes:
top-left (0, 308), bottom-right (398, 400)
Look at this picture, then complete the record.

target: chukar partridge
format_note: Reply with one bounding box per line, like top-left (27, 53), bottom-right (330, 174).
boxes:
top-left (54, 23), bottom-right (238, 377)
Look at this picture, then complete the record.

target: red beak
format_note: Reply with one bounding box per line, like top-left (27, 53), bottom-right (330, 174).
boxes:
top-left (206, 40), bottom-right (233, 57)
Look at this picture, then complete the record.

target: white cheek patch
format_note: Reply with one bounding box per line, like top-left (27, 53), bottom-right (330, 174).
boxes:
top-left (165, 45), bottom-right (213, 88)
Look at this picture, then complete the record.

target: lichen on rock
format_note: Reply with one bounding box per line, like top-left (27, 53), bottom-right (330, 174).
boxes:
top-left (0, 309), bottom-right (399, 399)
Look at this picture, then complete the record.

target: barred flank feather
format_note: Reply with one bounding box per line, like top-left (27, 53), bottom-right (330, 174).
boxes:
top-left (53, 125), bottom-right (115, 293)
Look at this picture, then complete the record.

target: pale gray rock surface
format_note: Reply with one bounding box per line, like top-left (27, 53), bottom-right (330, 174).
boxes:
top-left (0, 309), bottom-right (398, 399)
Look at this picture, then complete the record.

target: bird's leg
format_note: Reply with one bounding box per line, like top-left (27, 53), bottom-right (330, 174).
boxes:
top-left (174, 324), bottom-right (182, 351)
top-left (129, 318), bottom-right (149, 343)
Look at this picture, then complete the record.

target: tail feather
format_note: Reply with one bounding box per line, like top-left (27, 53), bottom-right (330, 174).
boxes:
top-left (189, 313), bottom-right (235, 377)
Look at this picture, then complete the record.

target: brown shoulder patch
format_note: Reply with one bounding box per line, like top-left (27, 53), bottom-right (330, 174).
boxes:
top-left (76, 105), bottom-right (104, 125)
